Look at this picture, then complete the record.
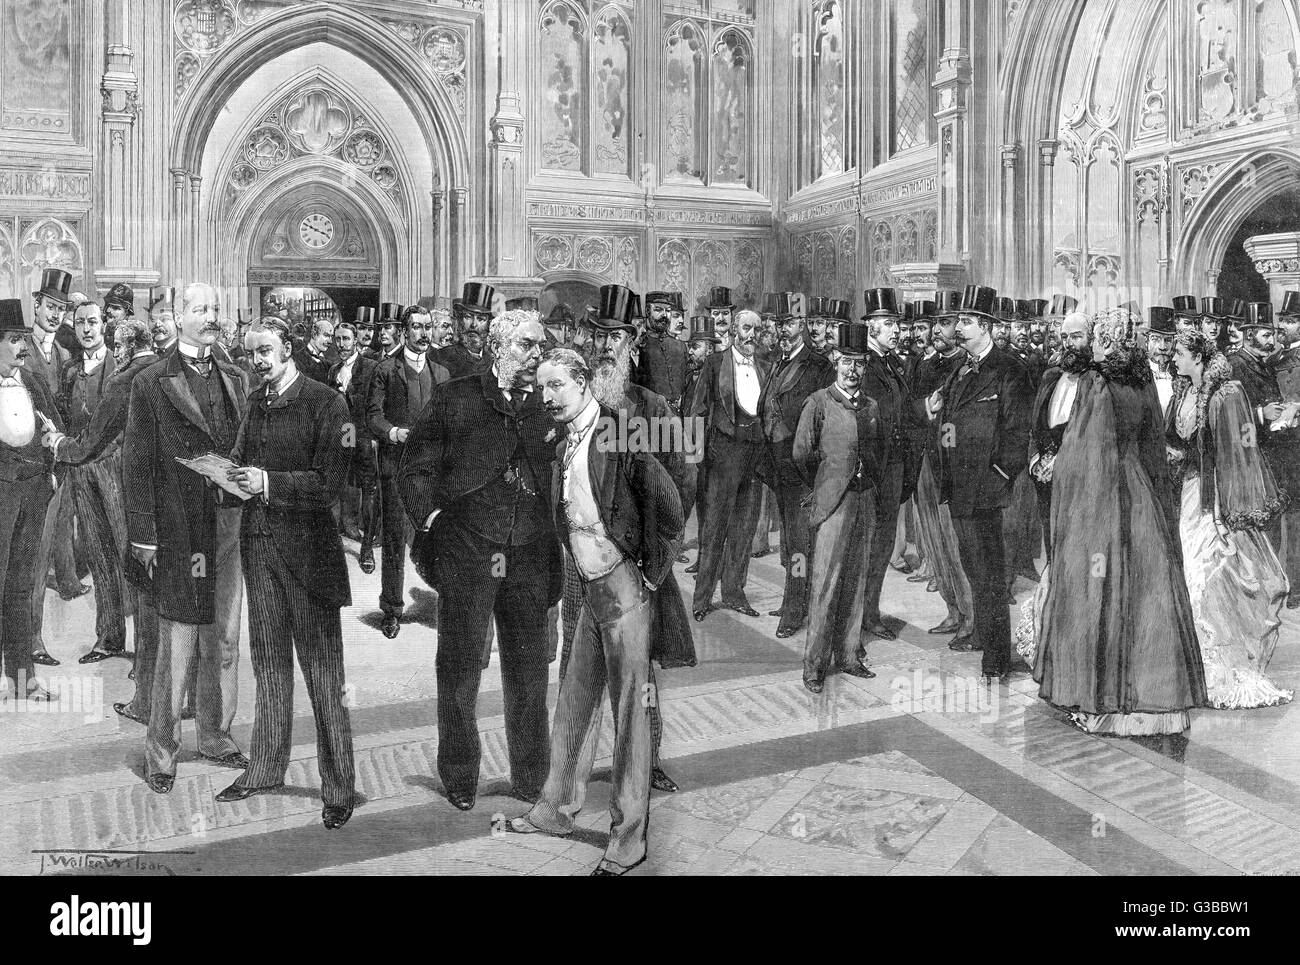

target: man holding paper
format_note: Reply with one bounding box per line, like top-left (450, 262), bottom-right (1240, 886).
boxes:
top-left (122, 282), bottom-right (251, 794)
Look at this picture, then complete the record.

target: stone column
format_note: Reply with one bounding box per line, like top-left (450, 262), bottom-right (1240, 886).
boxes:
top-left (449, 187), bottom-right (468, 298)
top-left (431, 185), bottom-right (444, 302)
top-left (170, 167), bottom-right (188, 284)
top-left (189, 175), bottom-right (203, 284)
top-left (1244, 233), bottom-right (1300, 307)
top-left (1035, 138), bottom-right (1057, 292)
top-left (931, 0), bottom-right (972, 288)
top-left (1000, 142), bottom-right (1020, 292)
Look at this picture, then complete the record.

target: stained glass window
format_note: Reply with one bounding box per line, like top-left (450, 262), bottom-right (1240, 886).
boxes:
top-left (593, 10), bottom-right (631, 175)
top-left (891, 0), bottom-right (928, 153)
top-left (663, 20), bottom-right (705, 182)
top-left (814, 1), bottom-right (846, 177)
top-left (711, 30), bottom-right (751, 185)
top-left (539, 3), bottom-right (584, 172)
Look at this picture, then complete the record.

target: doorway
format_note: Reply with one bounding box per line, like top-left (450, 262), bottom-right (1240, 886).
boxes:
top-left (1217, 188), bottom-right (1300, 304)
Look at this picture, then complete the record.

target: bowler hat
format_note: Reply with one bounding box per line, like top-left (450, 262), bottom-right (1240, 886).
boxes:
top-left (762, 292), bottom-right (793, 318)
top-left (0, 298), bottom-right (28, 333)
top-left (1147, 306), bottom-right (1177, 334)
top-left (1047, 293), bottom-right (1078, 317)
top-left (379, 302), bottom-right (405, 323)
top-left (355, 306), bottom-right (376, 327)
top-left (148, 286), bottom-right (176, 313)
top-left (590, 284), bottom-right (639, 332)
top-left (1201, 296), bottom-right (1230, 318)
top-left (1171, 294), bottom-right (1199, 316)
top-left (706, 286), bottom-right (734, 310)
top-left (646, 291), bottom-right (684, 312)
top-left (461, 283), bottom-right (495, 316)
top-left (104, 283), bottom-right (135, 314)
top-left (688, 315), bottom-right (722, 343)
top-left (505, 296), bottom-right (539, 313)
top-left (833, 322), bottom-right (872, 357)
top-left (825, 298), bottom-right (852, 322)
top-left (1242, 302), bottom-right (1274, 329)
top-left (34, 268), bottom-right (71, 303)
top-left (935, 290), bottom-right (963, 317)
top-left (961, 285), bottom-right (999, 320)
top-left (1280, 291), bottom-right (1300, 318)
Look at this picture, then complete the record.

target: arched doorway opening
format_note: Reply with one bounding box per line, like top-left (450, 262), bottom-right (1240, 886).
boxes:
top-left (541, 276), bottom-right (602, 320)
top-left (1216, 188), bottom-right (1300, 305)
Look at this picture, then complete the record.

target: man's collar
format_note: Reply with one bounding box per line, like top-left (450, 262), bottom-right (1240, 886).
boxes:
top-left (570, 396), bottom-right (600, 435)
top-left (402, 347), bottom-right (425, 366)
top-left (970, 340), bottom-right (993, 363)
top-left (731, 345), bottom-right (754, 364)
top-left (784, 341), bottom-right (804, 362)
top-left (340, 350), bottom-right (359, 367)
top-left (132, 349), bottom-right (156, 361)
top-left (178, 340), bottom-right (212, 360)
top-left (84, 346), bottom-right (106, 363)
top-left (830, 383), bottom-right (859, 405)
top-left (272, 363), bottom-right (300, 396)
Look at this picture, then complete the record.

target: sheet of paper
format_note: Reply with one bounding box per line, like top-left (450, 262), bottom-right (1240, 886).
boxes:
top-left (175, 453), bottom-right (253, 500)
top-left (1268, 401), bottom-right (1300, 432)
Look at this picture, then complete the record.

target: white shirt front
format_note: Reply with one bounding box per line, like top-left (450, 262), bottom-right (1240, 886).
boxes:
top-left (1150, 360), bottom-right (1173, 415)
top-left (0, 377), bottom-right (35, 447)
top-left (34, 330), bottom-right (56, 359)
top-left (336, 351), bottom-right (359, 393)
top-left (561, 398), bottom-right (624, 581)
top-left (83, 346), bottom-right (107, 374)
top-left (1047, 371), bottom-right (1080, 428)
top-left (732, 346), bottom-right (760, 416)
top-left (403, 347), bottom-right (426, 373)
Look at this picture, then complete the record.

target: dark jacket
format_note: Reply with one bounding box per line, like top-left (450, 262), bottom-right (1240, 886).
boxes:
top-left (909, 350), bottom-right (964, 466)
top-left (55, 352), bottom-right (159, 466)
top-left (687, 346), bottom-right (772, 439)
top-left (634, 333), bottom-right (689, 407)
top-left (23, 331), bottom-right (73, 408)
top-left (232, 372), bottom-right (353, 609)
top-left (935, 345), bottom-right (1033, 518)
top-left (1029, 366), bottom-right (1070, 465)
top-left (121, 350), bottom-right (250, 623)
top-left (621, 382), bottom-right (687, 496)
top-left (297, 348), bottom-right (333, 386)
top-left (862, 348), bottom-right (920, 503)
top-left (792, 384), bottom-right (884, 528)
top-left (432, 343), bottom-right (491, 380)
top-left (0, 367), bottom-right (64, 484)
top-left (1231, 349), bottom-right (1295, 492)
top-left (759, 345), bottom-right (834, 486)
top-left (57, 351), bottom-right (117, 440)
top-left (327, 352), bottom-right (380, 445)
top-left (367, 351), bottom-right (451, 478)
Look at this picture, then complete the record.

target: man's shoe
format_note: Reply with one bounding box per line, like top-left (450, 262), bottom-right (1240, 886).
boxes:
top-left (925, 579), bottom-right (938, 592)
top-left (650, 768), bottom-right (679, 793)
top-left (26, 684), bottom-right (54, 703)
top-left (768, 607), bottom-right (784, 618)
top-left (147, 774), bottom-right (174, 795)
top-left (889, 558), bottom-right (914, 574)
top-left (906, 571), bottom-right (930, 583)
top-left (381, 614), bottom-right (400, 639)
top-left (775, 625), bottom-right (799, 639)
top-left (359, 549), bottom-right (376, 575)
top-left (448, 789), bottom-right (476, 811)
top-left (58, 582), bottom-right (90, 601)
top-left (948, 636), bottom-right (981, 653)
top-left (684, 560), bottom-right (699, 574)
top-left (693, 607), bottom-right (711, 623)
top-left (78, 647), bottom-right (124, 665)
top-left (31, 650), bottom-right (59, 666)
top-left (591, 855), bottom-right (646, 876)
top-left (928, 616), bottom-right (961, 634)
top-left (322, 805), bottom-right (353, 830)
top-left (215, 781), bottom-right (282, 803)
top-left (867, 622), bottom-right (897, 641)
top-left (203, 751), bottom-right (250, 769)
top-left (113, 702), bottom-right (145, 725)
top-left (676, 553), bottom-right (689, 564)
top-left (802, 676), bottom-right (824, 695)
top-left (840, 662), bottom-right (876, 680)
top-left (751, 547), bottom-right (770, 559)
top-left (724, 602), bottom-right (759, 617)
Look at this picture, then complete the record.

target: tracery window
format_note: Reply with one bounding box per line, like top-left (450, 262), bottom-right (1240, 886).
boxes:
top-left (814, 0), bottom-right (847, 177)
top-left (890, 0), bottom-right (930, 154)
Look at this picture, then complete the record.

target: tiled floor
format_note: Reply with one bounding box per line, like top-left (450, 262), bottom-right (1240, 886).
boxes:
top-left (4, 536), bottom-right (1299, 876)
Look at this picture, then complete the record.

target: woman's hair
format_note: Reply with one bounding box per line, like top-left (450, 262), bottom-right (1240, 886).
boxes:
top-left (1175, 328), bottom-right (1214, 365)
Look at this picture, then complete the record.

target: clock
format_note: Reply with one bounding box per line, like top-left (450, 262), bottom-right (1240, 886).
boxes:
top-left (299, 212), bottom-right (335, 250)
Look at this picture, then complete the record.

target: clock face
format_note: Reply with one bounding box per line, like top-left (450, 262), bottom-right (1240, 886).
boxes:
top-left (299, 212), bottom-right (335, 250)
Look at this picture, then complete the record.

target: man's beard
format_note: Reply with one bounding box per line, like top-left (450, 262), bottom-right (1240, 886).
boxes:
top-left (589, 351), bottom-right (631, 407)
top-left (496, 352), bottom-right (525, 388)
top-left (1058, 346), bottom-right (1092, 374)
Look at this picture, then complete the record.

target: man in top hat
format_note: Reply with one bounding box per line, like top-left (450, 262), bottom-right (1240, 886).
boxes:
top-left (122, 282), bottom-right (252, 793)
top-left (1002, 299), bottom-right (1052, 589)
top-left (0, 298), bottom-right (61, 702)
top-left (793, 322), bottom-right (883, 692)
top-left (904, 301), bottom-right (935, 385)
top-left (369, 302), bottom-right (404, 362)
top-left (858, 288), bottom-right (921, 640)
top-left (435, 283), bottom-right (496, 379)
top-left (543, 304), bottom-right (576, 347)
top-left (1144, 306), bottom-right (1178, 418)
top-left (1224, 298), bottom-right (1247, 353)
top-left (687, 306), bottom-right (772, 621)
top-left (367, 305), bottom-right (451, 638)
top-left (706, 286), bottom-right (735, 350)
top-left (1013, 299), bottom-right (1049, 387)
top-left (399, 305), bottom-right (560, 812)
top-left (804, 296), bottom-right (829, 356)
top-left (681, 315), bottom-right (721, 570)
top-left (668, 297), bottom-right (688, 342)
top-left (758, 292), bottom-right (833, 638)
top-left (1199, 296), bottom-right (1233, 352)
top-left (148, 286), bottom-right (179, 354)
top-left (1043, 294), bottom-right (1079, 366)
top-left (1171, 294), bottom-right (1200, 335)
top-left (103, 283), bottom-right (135, 325)
top-left (633, 291), bottom-right (688, 410)
top-left (925, 285), bottom-right (1033, 680)
top-left (329, 309), bottom-right (382, 573)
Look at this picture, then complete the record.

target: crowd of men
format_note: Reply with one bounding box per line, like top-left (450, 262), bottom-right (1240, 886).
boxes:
top-left (2, 263), bottom-right (1298, 874)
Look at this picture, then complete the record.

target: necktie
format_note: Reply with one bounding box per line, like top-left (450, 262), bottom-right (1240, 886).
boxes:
top-left (265, 387), bottom-right (278, 407)
top-left (188, 355), bottom-right (212, 376)
top-left (509, 388), bottom-right (526, 412)
top-left (962, 357), bottom-right (981, 379)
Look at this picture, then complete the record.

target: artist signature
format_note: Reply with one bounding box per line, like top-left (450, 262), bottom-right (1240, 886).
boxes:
top-left (34, 849), bottom-right (193, 876)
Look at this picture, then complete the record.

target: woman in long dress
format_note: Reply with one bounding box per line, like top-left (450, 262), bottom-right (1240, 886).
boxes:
top-left (1026, 310), bottom-right (1207, 735)
top-left (1168, 331), bottom-right (1293, 709)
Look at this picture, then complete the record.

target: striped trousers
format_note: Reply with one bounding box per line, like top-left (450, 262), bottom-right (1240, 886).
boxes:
top-left (235, 534), bottom-right (355, 809)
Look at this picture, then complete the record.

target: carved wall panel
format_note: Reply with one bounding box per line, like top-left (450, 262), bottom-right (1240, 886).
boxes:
top-left (592, 10), bottom-right (632, 175)
top-left (791, 224), bottom-right (858, 300)
top-left (813, 1), bottom-right (846, 177)
top-left (538, 3), bottom-right (585, 171)
top-left (17, 217), bottom-right (83, 296)
top-left (0, 223), bottom-right (15, 299)
top-left (533, 230), bottom-right (642, 287)
top-left (662, 20), bottom-right (705, 181)
top-left (1, 0), bottom-right (74, 136)
top-left (861, 209), bottom-right (937, 287)
top-left (655, 235), bottom-right (765, 310)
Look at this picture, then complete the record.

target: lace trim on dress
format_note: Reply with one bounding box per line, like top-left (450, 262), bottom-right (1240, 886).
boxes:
top-left (1067, 710), bottom-right (1190, 736)
top-left (1201, 648), bottom-right (1294, 709)
top-left (1223, 489), bottom-right (1290, 531)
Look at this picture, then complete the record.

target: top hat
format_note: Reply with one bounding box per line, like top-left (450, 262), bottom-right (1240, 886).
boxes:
top-left (762, 292), bottom-right (793, 318)
top-left (1200, 296), bottom-right (1230, 318)
top-left (688, 315), bottom-right (722, 343)
top-left (1279, 291), bottom-right (1300, 318)
top-left (646, 291), bottom-right (684, 312)
top-left (993, 296), bottom-right (1017, 322)
top-left (104, 283), bottom-right (135, 314)
top-left (505, 296), bottom-right (539, 313)
top-left (825, 298), bottom-right (852, 323)
top-left (900, 303), bottom-right (916, 322)
top-left (355, 307), bottom-right (377, 327)
top-left (863, 288), bottom-right (901, 319)
top-left (590, 284), bottom-right (639, 332)
top-left (1171, 294), bottom-right (1199, 315)
top-left (934, 290), bottom-right (963, 317)
top-left (460, 283), bottom-right (495, 315)
top-left (0, 298), bottom-right (28, 333)
top-left (1016, 298), bottom-right (1047, 320)
top-left (911, 300), bottom-right (936, 321)
top-left (833, 322), bottom-right (872, 357)
top-left (34, 268), bottom-right (72, 303)
top-left (1242, 302), bottom-right (1275, 329)
top-left (1147, 306), bottom-right (1177, 334)
top-left (148, 286), bottom-right (176, 313)
top-left (1227, 298), bottom-right (1246, 319)
top-left (379, 302), bottom-right (405, 323)
top-left (786, 292), bottom-right (808, 318)
top-left (1046, 293), bottom-right (1078, 317)
top-left (706, 286), bottom-right (734, 311)
top-left (807, 295), bottom-right (830, 318)
top-left (959, 285), bottom-right (999, 319)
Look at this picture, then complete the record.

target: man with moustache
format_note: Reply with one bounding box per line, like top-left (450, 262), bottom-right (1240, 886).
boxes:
top-left (214, 316), bottom-right (356, 830)
top-left (370, 302), bottom-right (404, 362)
top-left (103, 283), bottom-right (134, 326)
top-left (1029, 311), bottom-right (1093, 565)
top-left (1144, 306), bottom-right (1178, 419)
top-left (706, 286), bottom-right (735, 351)
top-left (688, 308), bottom-right (771, 621)
top-left (330, 309), bottom-right (382, 574)
top-left (1003, 299), bottom-right (1050, 589)
top-left (1041, 294), bottom-right (1078, 367)
top-left (503, 347), bottom-right (683, 874)
top-left (633, 291), bottom-right (688, 410)
top-left (909, 295), bottom-right (976, 643)
top-left (43, 319), bottom-right (160, 723)
top-left (1172, 294), bottom-right (1200, 336)
top-left (53, 303), bottom-right (129, 665)
top-left (858, 288), bottom-right (919, 641)
top-left (794, 323), bottom-right (883, 692)
top-left (926, 285), bottom-right (1032, 681)
top-left (123, 282), bottom-right (251, 793)
top-left (1012, 301), bottom-right (1048, 387)
top-left (0, 298), bottom-right (61, 703)
top-left (805, 296), bottom-right (831, 357)
top-left (326, 319), bottom-right (364, 540)
top-left (399, 309), bottom-right (560, 811)
top-left (297, 319), bottom-right (335, 384)
top-left (367, 305), bottom-right (451, 639)
top-left (26, 269), bottom-right (83, 669)
top-left (434, 283), bottom-right (495, 379)
top-left (758, 293), bottom-right (833, 638)
top-left (668, 299), bottom-right (688, 342)
top-left (148, 286), bottom-right (179, 354)
top-left (429, 308), bottom-right (456, 352)
top-left (681, 315), bottom-right (720, 572)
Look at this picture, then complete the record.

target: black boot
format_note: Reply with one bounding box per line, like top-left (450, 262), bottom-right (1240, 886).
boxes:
top-left (359, 490), bottom-right (378, 574)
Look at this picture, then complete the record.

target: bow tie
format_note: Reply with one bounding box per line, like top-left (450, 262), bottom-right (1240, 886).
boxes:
top-left (734, 354), bottom-right (754, 367)
top-left (961, 358), bottom-right (981, 378)
top-left (185, 355), bottom-right (214, 374)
